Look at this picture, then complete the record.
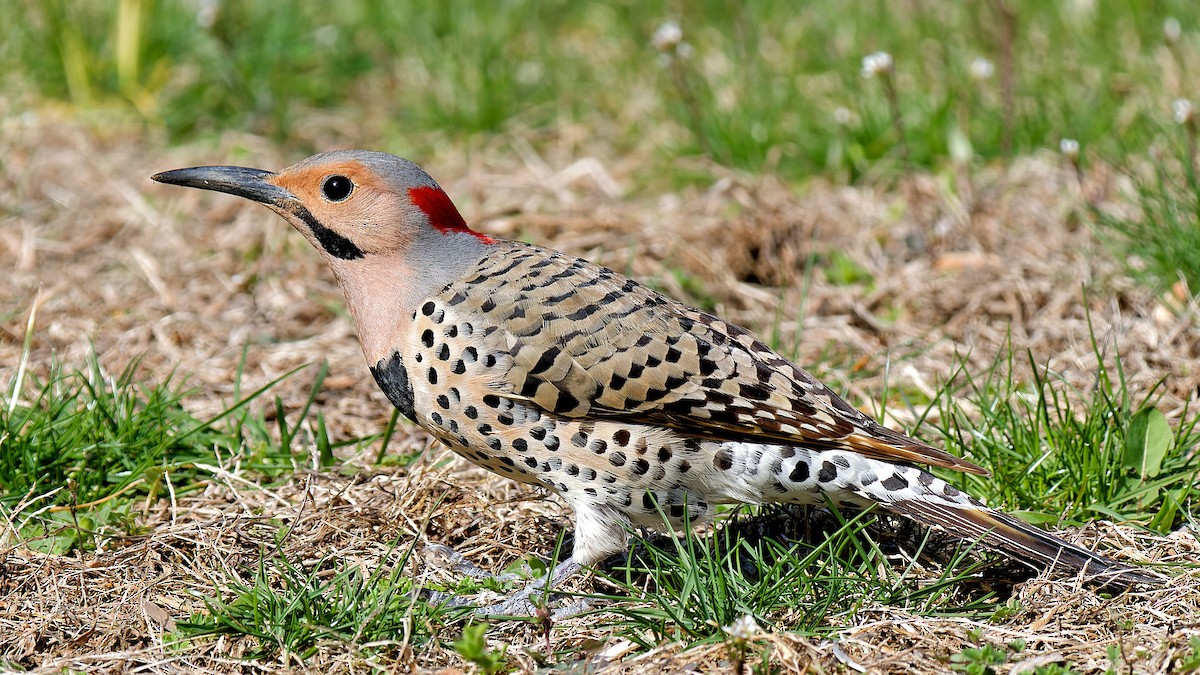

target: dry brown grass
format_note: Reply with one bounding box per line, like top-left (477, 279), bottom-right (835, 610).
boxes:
top-left (1, 112), bottom-right (1199, 673)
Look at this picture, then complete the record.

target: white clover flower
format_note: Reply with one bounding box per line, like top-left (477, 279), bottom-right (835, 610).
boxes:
top-left (1174, 98), bottom-right (1194, 125)
top-left (833, 106), bottom-right (852, 126)
top-left (861, 51), bottom-right (893, 79)
top-left (314, 24), bottom-right (339, 47)
top-left (1060, 138), bottom-right (1080, 160)
top-left (723, 614), bottom-right (761, 641)
top-left (195, 0), bottom-right (219, 29)
top-left (1164, 17), bottom-right (1182, 44)
top-left (969, 57), bottom-right (995, 81)
top-left (652, 21), bottom-right (683, 52)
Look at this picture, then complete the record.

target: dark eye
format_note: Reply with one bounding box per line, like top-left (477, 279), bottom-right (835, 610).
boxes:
top-left (321, 175), bottom-right (354, 202)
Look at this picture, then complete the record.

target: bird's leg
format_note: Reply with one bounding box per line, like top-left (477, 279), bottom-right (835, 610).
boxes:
top-left (422, 544), bottom-right (526, 582)
top-left (418, 544), bottom-right (529, 608)
top-left (419, 546), bottom-right (589, 617)
top-left (473, 556), bottom-right (586, 618)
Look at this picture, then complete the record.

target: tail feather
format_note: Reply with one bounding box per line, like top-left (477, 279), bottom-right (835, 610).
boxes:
top-left (720, 443), bottom-right (1159, 589)
top-left (885, 498), bottom-right (1160, 589)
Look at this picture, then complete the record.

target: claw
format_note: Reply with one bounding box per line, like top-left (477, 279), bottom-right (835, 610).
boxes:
top-left (422, 544), bottom-right (524, 582)
top-left (473, 559), bottom-right (586, 617)
top-left (418, 549), bottom-right (589, 617)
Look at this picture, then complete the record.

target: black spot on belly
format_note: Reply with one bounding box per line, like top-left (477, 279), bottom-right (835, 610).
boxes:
top-left (642, 491), bottom-right (657, 510)
top-left (369, 351), bottom-right (415, 421)
top-left (714, 448), bottom-right (734, 471)
top-left (817, 461), bottom-right (838, 482)
top-left (789, 460), bottom-right (810, 483)
top-left (882, 473), bottom-right (909, 491)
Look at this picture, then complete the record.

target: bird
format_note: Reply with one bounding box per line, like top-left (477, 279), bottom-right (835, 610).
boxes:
top-left (152, 150), bottom-right (1155, 612)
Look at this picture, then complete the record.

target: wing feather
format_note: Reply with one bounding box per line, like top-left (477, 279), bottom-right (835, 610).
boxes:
top-left (441, 241), bottom-right (988, 476)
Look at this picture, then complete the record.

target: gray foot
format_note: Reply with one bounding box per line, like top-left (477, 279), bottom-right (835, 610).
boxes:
top-left (419, 548), bottom-right (588, 617)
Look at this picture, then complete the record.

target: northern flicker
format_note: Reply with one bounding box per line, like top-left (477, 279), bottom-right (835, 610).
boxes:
top-left (153, 151), bottom-right (1155, 611)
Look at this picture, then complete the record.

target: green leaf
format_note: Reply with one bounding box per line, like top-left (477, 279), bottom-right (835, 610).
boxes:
top-left (823, 250), bottom-right (874, 288)
top-left (453, 622), bottom-right (507, 674)
top-left (1123, 408), bottom-right (1172, 480)
top-left (316, 412), bottom-right (334, 467)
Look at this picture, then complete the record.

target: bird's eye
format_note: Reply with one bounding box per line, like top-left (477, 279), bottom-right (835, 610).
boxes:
top-left (321, 175), bottom-right (354, 202)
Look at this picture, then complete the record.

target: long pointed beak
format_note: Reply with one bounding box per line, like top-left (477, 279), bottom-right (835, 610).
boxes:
top-left (151, 165), bottom-right (295, 207)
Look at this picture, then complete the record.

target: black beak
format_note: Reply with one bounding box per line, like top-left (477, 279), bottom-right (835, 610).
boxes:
top-left (151, 165), bottom-right (295, 207)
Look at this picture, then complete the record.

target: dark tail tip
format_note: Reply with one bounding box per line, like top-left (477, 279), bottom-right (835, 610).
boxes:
top-left (887, 500), bottom-right (1161, 590)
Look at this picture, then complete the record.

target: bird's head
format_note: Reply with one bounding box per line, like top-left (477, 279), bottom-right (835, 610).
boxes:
top-left (153, 150), bottom-right (496, 362)
top-left (152, 150), bottom-right (493, 262)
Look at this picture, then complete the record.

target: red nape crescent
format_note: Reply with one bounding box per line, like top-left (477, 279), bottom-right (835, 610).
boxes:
top-left (409, 186), bottom-right (494, 244)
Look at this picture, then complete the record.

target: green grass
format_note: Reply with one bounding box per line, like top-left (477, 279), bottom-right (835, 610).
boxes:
top-left (0, 348), bottom-right (372, 555)
top-left (1093, 121), bottom-right (1200, 295)
top-left (175, 540), bottom-right (468, 660)
top-left (5, 1), bottom-right (1199, 181)
top-left (921, 326), bottom-right (1200, 534)
top-left (590, 504), bottom-right (1003, 647)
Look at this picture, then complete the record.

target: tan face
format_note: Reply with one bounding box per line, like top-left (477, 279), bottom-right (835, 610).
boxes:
top-left (269, 160), bottom-right (419, 256)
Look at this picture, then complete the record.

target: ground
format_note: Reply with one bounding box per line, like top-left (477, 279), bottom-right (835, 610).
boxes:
top-left (1, 111), bottom-right (1198, 673)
